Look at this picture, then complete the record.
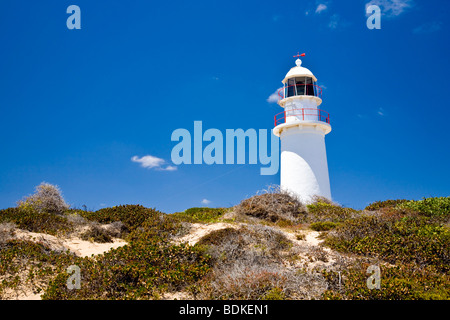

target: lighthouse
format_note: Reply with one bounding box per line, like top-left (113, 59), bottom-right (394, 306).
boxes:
top-left (273, 54), bottom-right (332, 203)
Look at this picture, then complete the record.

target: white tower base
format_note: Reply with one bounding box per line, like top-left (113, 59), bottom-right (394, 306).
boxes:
top-left (274, 122), bottom-right (331, 204)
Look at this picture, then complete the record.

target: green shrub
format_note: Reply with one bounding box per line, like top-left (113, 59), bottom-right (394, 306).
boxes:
top-left (79, 205), bottom-right (162, 232)
top-left (42, 209), bottom-right (211, 299)
top-left (0, 201), bottom-right (213, 300)
top-left (171, 207), bottom-right (226, 224)
top-left (397, 197), bottom-right (450, 220)
top-left (275, 218), bottom-right (297, 228)
top-left (0, 239), bottom-right (78, 298)
top-left (262, 287), bottom-right (286, 300)
top-left (365, 199), bottom-right (408, 211)
top-left (306, 202), bottom-right (360, 223)
top-left (42, 239), bottom-right (211, 300)
top-left (128, 211), bottom-right (185, 242)
top-left (324, 212), bottom-right (450, 273)
top-left (0, 207), bottom-right (73, 236)
top-left (322, 263), bottom-right (450, 300)
top-left (310, 221), bottom-right (339, 231)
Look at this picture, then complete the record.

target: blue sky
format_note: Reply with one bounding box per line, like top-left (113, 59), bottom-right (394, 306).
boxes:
top-left (0, 0), bottom-right (449, 213)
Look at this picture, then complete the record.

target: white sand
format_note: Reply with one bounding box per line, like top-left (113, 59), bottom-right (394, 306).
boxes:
top-left (4, 229), bottom-right (128, 300)
top-left (174, 222), bottom-right (237, 246)
top-left (14, 229), bottom-right (128, 258)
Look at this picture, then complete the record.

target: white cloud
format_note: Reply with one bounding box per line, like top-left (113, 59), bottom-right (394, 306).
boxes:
top-left (413, 21), bottom-right (442, 34)
top-left (366, 0), bottom-right (413, 17)
top-left (377, 107), bottom-right (385, 116)
top-left (201, 199), bottom-right (211, 205)
top-left (328, 14), bottom-right (340, 29)
top-left (267, 88), bottom-right (282, 103)
top-left (131, 155), bottom-right (177, 171)
top-left (315, 4), bottom-right (328, 14)
top-left (163, 165), bottom-right (178, 171)
top-left (131, 155), bottom-right (164, 168)
top-left (317, 83), bottom-right (327, 90)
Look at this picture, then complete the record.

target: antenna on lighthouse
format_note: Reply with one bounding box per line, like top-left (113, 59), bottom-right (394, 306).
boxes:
top-left (293, 52), bottom-right (306, 66)
top-left (293, 52), bottom-right (306, 58)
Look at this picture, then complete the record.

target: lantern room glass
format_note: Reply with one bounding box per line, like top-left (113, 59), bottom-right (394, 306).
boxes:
top-left (285, 76), bottom-right (316, 98)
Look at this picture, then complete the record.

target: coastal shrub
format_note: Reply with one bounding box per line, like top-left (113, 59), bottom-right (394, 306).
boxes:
top-left (324, 211), bottom-right (450, 272)
top-left (397, 197), bottom-right (450, 220)
top-left (42, 239), bottom-right (211, 300)
top-left (80, 224), bottom-right (112, 243)
top-left (310, 221), bottom-right (339, 231)
top-left (102, 221), bottom-right (127, 238)
top-left (0, 239), bottom-right (78, 298)
top-left (42, 208), bottom-right (209, 299)
top-left (171, 207), bottom-right (226, 224)
top-left (17, 182), bottom-right (69, 215)
top-left (79, 204), bottom-right (162, 232)
top-left (365, 199), bottom-right (408, 211)
top-left (191, 224), bottom-right (330, 300)
top-left (234, 186), bottom-right (307, 223)
top-left (310, 195), bottom-right (337, 205)
top-left (197, 224), bottom-right (292, 265)
top-left (0, 207), bottom-right (72, 236)
top-left (196, 263), bottom-right (327, 300)
top-left (322, 263), bottom-right (450, 300)
top-left (306, 202), bottom-right (360, 223)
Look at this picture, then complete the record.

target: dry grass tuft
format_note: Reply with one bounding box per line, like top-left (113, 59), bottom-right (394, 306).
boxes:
top-left (195, 262), bottom-right (328, 300)
top-left (17, 182), bottom-right (69, 215)
top-left (0, 222), bottom-right (16, 244)
top-left (193, 223), bottom-right (331, 299)
top-left (234, 185), bottom-right (307, 223)
top-left (80, 223), bottom-right (113, 243)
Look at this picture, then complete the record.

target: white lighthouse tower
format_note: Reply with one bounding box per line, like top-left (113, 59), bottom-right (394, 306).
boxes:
top-left (273, 54), bottom-right (332, 203)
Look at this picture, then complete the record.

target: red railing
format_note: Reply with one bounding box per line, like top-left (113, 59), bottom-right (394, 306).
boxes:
top-left (277, 84), bottom-right (323, 100)
top-left (274, 108), bottom-right (330, 126)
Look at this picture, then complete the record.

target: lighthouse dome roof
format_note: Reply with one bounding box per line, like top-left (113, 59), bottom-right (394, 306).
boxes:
top-left (282, 59), bottom-right (317, 83)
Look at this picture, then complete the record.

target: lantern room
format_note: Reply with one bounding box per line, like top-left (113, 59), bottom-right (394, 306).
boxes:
top-left (273, 56), bottom-right (331, 136)
top-left (277, 58), bottom-right (323, 107)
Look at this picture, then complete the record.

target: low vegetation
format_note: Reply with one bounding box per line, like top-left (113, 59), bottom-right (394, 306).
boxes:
top-left (233, 185), bottom-right (307, 223)
top-left (77, 204), bottom-right (162, 233)
top-left (364, 199), bottom-right (408, 211)
top-left (193, 224), bottom-right (327, 300)
top-left (322, 197), bottom-right (450, 299)
top-left (79, 224), bottom-right (113, 243)
top-left (0, 182), bottom-right (448, 300)
top-left (171, 207), bottom-right (227, 224)
top-left (310, 221), bottom-right (340, 231)
top-left (0, 207), bottom-right (73, 236)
